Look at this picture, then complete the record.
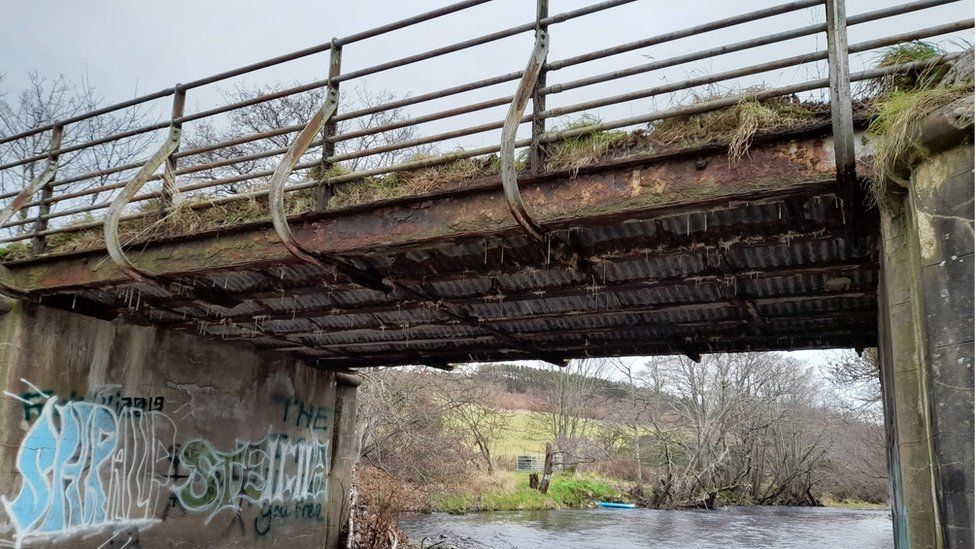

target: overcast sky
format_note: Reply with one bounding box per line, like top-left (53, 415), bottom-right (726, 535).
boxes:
top-left (1, 0), bottom-right (972, 369)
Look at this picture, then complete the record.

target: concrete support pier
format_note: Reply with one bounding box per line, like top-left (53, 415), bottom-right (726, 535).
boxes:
top-left (0, 302), bottom-right (358, 547)
top-left (877, 93), bottom-right (974, 548)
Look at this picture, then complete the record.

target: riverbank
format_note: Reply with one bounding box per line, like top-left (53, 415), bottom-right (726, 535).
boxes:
top-left (421, 470), bottom-right (887, 515)
top-left (427, 472), bottom-right (621, 514)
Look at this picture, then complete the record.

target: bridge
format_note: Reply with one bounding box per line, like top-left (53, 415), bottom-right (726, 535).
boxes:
top-left (0, 1), bottom-right (972, 548)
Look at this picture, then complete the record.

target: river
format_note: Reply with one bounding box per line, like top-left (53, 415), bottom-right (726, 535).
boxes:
top-left (399, 506), bottom-right (893, 548)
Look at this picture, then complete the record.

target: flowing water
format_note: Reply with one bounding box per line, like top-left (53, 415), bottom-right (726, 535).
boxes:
top-left (399, 506), bottom-right (893, 549)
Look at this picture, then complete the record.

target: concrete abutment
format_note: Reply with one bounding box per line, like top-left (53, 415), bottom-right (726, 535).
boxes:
top-left (878, 132), bottom-right (974, 549)
top-left (0, 301), bottom-right (358, 547)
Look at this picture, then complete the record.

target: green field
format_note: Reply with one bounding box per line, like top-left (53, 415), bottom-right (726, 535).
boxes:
top-left (494, 410), bottom-right (552, 458)
top-left (491, 409), bottom-right (624, 459)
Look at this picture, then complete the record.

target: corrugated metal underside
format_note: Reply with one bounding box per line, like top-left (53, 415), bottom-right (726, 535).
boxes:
top-left (38, 186), bottom-right (878, 369)
top-left (11, 133), bottom-right (880, 368)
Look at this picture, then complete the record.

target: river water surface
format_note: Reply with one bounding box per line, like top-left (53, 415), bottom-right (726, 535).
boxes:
top-left (400, 506), bottom-right (893, 548)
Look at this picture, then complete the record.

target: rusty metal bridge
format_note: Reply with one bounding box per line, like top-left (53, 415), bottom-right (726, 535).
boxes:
top-left (0, 0), bottom-right (971, 368)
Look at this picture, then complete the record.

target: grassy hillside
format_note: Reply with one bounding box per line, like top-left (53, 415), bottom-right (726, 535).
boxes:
top-left (489, 409), bottom-right (627, 460)
top-left (494, 410), bottom-right (552, 458)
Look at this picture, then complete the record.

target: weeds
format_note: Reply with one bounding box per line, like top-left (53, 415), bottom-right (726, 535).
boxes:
top-left (0, 242), bottom-right (29, 261)
top-left (860, 40), bottom-right (974, 202)
top-left (868, 41), bottom-right (948, 96)
top-left (867, 84), bottom-right (973, 189)
top-left (651, 93), bottom-right (823, 163)
top-left (329, 156), bottom-right (496, 208)
top-left (542, 114), bottom-right (628, 176)
top-left (350, 467), bottom-right (412, 549)
top-left (427, 472), bottom-right (620, 514)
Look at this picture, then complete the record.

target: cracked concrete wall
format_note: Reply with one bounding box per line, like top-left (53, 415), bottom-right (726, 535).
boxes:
top-left (878, 143), bottom-right (974, 549)
top-left (0, 302), bottom-right (356, 548)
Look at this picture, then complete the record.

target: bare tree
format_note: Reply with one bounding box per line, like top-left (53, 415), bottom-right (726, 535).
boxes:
top-left (181, 82), bottom-right (434, 195)
top-left (823, 348), bottom-right (882, 413)
top-left (356, 368), bottom-right (473, 485)
top-left (609, 358), bottom-right (657, 490)
top-left (0, 72), bottom-right (155, 233)
top-left (448, 375), bottom-right (513, 475)
top-left (643, 353), bottom-right (833, 508)
top-left (820, 348), bottom-right (888, 502)
top-left (540, 358), bottom-right (612, 471)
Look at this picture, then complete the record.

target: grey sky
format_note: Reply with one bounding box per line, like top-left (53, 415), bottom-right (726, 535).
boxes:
top-left (1, 0), bottom-right (972, 370)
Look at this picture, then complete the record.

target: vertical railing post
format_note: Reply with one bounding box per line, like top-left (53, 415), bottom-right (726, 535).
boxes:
top-left (825, 0), bottom-right (856, 187)
top-left (317, 39), bottom-right (343, 211)
top-left (30, 124), bottom-right (64, 255)
top-left (529, 0), bottom-right (549, 175)
top-left (160, 85), bottom-right (186, 218)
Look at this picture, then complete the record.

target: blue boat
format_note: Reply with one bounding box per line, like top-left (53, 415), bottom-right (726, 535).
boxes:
top-left (597, 501), bottom-right (636, 509)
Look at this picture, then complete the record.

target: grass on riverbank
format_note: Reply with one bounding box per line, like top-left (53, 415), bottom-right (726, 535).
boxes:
top-left (821, 496), bottom-right (890, 510)
top-left (429, 471), bottom-right (621, 515)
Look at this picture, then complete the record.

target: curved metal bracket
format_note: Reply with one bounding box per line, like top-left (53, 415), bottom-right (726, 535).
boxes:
top-left (269, 86), bottom-right (339, 270)
top-left (0, 158), bottom-right (59, 231)
top-left (103, 123), bottom-right (182, 286)
top-left (0, 126), bottom-right (64, 297)
top-left (101, 119), bottom-right (242, 309)
top-left (500, 28), bottom-right (549, 243)
top-left (268, 83), bottom-right (392, 294)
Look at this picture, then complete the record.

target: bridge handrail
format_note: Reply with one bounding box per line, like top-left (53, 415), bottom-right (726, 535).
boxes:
top-left (0, 0), bottom-right (634, 173)
top-left (0, 0), bottom-right (970, 253)
top-left (1, 17), bottom-right (966, 238)
top-left (265, 67), bottom-right (395, 294)
top-left (0, 0), bottom-right (956, 188)
top-left (102, 89), bottom-right (186, 285)
top-left (1, 51), bottom-right (958, 250)
top-left (500, 25), bottom-right (549, 244)
top-left (5, 7), bottom-right (965, 220)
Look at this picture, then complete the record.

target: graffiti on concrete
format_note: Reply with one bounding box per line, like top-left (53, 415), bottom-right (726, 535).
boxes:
top-left (175, 433), bottom-right (330, 523)
top-left (2, 380), bottom-right (332, 546)
top-left (14, 384), bottom-right (166, 423)
top-left (1, 394), bottom-right (177, 544)
top-left (254, 500), bottom-right (324, 537)
top-left (276, 396), bottom-right (332, 432)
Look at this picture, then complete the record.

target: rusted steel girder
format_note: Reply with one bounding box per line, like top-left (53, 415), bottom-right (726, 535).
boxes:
top-left (4, 135), bottom-right (839, 294)
top-left (136, 222), bottom-right (863, 318)
top-left (270, 296), bottom-right (876, 346)
top-left (287, 311), bottom-right (877, 354)
top-left (144, 258), bottom-right (872, 331)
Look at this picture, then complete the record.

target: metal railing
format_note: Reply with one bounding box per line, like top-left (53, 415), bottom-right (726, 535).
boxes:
top-left (0, 0), bottom-right (970, 261)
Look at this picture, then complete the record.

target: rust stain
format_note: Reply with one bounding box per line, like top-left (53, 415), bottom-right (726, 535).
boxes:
top-left (629, 168), bottom-right (643, 197)
top-left (643, 167), bottom-right (667, 195)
